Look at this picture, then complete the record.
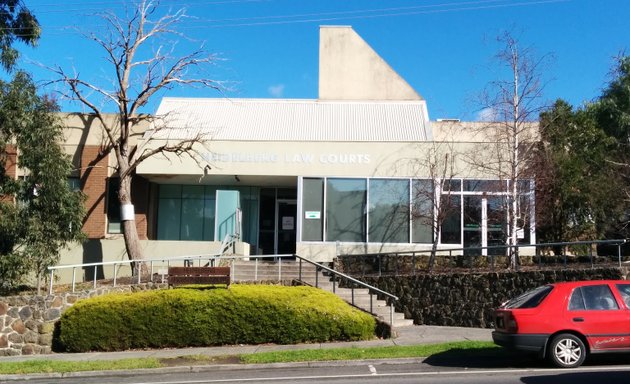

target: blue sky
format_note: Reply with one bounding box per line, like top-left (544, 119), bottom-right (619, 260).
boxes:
top-left (16, 0), bottom-right (630, 120)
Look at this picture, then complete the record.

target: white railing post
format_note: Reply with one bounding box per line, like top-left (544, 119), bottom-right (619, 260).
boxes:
top-left (278, 258), bottom-right (282, 281)
top-left (93, 266), bottom-right (97, 290)
top-left (390, 303), bottom-right (394, 328)
top-left (71, 267), bottom-right (76, 293)
top-left (48, 270), bottom-right (54, 295)
top-left (113, 263), bottom-right (118, 287)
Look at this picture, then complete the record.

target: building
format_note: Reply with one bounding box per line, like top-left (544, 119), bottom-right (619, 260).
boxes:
top-left (52, 26), bottom-right (536, 274)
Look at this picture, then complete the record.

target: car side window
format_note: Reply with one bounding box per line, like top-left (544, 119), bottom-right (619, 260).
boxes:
top-left (616, 284), bottom-right (630, 308)
top-left (570, 285), bottom-right (619, 311)
top-left (569, 288), bottom-right (585, 310)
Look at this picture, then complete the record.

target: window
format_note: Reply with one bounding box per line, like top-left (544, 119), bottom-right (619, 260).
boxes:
top-left (616, 284), bottom-right (630, 308)
top-left (441, 195), bottom-right (461, 244)
top-left (106, 178), bottom-right (121, 234)
top-left (504, 285), bottom-right (553, 309)
top-left (67, 177), bottom-right (81, 191)
top-left (302, 178), bottom-right (323, 241)
top-left (326, 178), bottom-right (366, 242)
top-left (412, 179), bottom-right (433, 243)
top-left (369, 179), bottom-right (409, 243)
top-left (569, 285), bottom-right (619, 311)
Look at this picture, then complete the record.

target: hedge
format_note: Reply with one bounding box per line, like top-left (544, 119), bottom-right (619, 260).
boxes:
top-left (56, 285), bottom-right (376, 352)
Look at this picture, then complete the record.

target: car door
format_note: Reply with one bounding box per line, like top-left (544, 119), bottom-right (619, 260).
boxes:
top-left (564, 283), bottom-right (630, 351)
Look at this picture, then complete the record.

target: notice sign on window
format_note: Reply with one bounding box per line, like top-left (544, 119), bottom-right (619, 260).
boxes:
top-left (282, 216), bottom-right (295, 230)
top-left (304, 211), bottom-right (321, 219)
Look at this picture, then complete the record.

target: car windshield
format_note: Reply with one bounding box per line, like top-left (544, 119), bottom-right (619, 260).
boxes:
top-left (503, 285), bottom-right (553, 309)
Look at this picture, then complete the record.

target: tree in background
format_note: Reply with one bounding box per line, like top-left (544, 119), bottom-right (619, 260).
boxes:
top-left (591, 56), bottom-right (630, 239)
top-left (50, 0), bottom-right (223, 273)
top-left (469, 32), bottom-right (548, 269)
top-left (409, 138), bottom-right (460, 272)
top-left (536, 100), bottom-right (618, 249)
top-left (0, 0), bottom-right (40, 71)
top-left (0, 73), bottom-right (85, 294)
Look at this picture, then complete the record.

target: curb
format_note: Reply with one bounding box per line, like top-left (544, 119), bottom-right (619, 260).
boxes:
top-left (0, 357), bottom-right (429, 381)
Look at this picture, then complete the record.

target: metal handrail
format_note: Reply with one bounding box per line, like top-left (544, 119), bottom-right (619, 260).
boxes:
top-left (337, 239), bottom-right (628, 275)
top-left (46, 252), bottom-right (402, 326)
top-left (294, 254), bottom-right (398, 326)
top-left (342, 239), bottom-right (627, 258)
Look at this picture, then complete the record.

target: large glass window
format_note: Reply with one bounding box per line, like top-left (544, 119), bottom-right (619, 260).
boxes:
top-left (326, 178), bottom-right (366, 242)
top-left (441, 195), bottom-right (461, 244)
top-left (302, 178), bottom-right (324, 241)
top-left (156, 185), bottom-right (258, 245)
top-left (297, 177), bottom-right (533, 247)
top-left (369, 179), bottom-right (409, 243)
top-left (412, 179), bottom-right (433, 243)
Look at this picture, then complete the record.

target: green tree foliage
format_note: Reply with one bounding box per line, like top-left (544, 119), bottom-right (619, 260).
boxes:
top-left (537, 100), bottom-right (619, 245)
top-left (591, 56), bottom-right (630, 237)
top-left (0, 72), bottom-right (85, 293)
top-left (0, 0), bottom-right (40, 71)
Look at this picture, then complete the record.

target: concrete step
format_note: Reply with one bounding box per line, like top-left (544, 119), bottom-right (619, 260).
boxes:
top-left (308, 270), bottom-right (413, 328)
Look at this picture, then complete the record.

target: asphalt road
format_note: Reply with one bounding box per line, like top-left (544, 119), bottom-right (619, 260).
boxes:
top-left (6, 355), bottom-right (630, 384)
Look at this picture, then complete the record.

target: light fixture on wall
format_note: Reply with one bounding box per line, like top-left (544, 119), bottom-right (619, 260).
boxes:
top-left (234, 175), bottom-right (241, 182)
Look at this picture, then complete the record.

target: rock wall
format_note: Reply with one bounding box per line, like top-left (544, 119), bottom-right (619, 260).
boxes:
top-left (0, 283), bottom-right (166, 356)
top-left (360, 268), bottom-right (624, 328)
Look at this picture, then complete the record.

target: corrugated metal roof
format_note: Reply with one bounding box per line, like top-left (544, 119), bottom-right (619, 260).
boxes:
top-left (148, 97), bottom-right (432, 142)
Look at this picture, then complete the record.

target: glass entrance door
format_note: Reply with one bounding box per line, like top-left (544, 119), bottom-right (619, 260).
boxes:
top-left (463, 196), bottom-right (506, 256)
top-left (276, 200), bottom-right (297, 255)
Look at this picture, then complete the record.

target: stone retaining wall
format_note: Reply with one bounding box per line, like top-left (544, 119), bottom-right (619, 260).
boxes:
top-left (0, 283), bottom-right (166, 356)
top-left (360, 268), bottom-right (624, 328)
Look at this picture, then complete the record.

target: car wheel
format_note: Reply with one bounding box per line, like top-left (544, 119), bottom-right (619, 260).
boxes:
top-left (548, 333), bottom-right (586, 368)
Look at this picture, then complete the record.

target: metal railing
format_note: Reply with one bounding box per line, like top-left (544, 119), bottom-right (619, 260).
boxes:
top-left (337, 239), bottom-right (629, 276)
top-left (294, 255), bottom-right (398, 326)
top-left (46, 253), bottom-right (401, 326)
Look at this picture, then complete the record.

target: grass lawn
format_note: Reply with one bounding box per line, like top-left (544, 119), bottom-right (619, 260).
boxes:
top-left (0, 341), bottom-right (500, 375)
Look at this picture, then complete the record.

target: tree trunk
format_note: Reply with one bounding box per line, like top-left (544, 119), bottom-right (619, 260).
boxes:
top-left (119, 173), bottom-right (146, 276)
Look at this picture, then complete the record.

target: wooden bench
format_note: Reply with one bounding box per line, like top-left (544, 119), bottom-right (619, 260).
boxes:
top-left (167, 266), bottom-right (231, 288)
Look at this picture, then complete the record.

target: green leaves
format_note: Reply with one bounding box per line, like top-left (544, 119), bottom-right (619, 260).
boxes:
top-left (537, 56), bottom-right (630, 243)
top-left (0, 72), bottom-right (85, 293)
top-left (0, 0), bottom-right (40, 72)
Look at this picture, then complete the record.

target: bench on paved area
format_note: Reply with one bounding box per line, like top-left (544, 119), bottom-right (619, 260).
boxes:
top-left (167, 266), bottom-right (231, 288)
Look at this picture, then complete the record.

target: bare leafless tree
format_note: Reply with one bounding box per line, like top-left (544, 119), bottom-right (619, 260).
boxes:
top-left (410, 135), bottom-right (460, 272)
top-left (468, 31), bottom-right (549, 269)
top-left (48, 1), bottom-right (224, 270)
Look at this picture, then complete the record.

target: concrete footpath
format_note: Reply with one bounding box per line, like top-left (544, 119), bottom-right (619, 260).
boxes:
top-left (0, 325), bottom-right (493, 363)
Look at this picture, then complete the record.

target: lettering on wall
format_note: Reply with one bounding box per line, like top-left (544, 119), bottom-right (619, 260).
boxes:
top-left (203, 152), bottom-right (371, 165)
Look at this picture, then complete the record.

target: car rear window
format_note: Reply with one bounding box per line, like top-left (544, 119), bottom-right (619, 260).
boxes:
top-left (503, 285), bottom-right (553, 309)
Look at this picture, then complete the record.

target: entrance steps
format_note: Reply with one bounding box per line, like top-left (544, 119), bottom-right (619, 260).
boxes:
top-left (231, 259), bottom-right (413, 328)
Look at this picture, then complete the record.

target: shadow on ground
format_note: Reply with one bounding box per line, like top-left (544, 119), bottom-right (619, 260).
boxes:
top-left (424, 348), bottom-right (630, 371)
top-left (423, 348), bottom-right (543, 369)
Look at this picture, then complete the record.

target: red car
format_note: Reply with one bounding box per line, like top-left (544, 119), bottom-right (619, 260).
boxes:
top-left (493, 280), bottom-right (630, 368)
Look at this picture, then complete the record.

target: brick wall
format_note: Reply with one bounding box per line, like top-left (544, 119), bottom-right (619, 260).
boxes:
top-left (78, 145), bottom-right (150, 240)
top-left (79, 146), bottom-right (109, 238)
top-left (132, 176), bottom-right (149, 240)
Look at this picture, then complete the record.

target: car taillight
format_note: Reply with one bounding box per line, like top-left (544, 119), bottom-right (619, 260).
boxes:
top-left (505, 311), bottom-right (518, 333)
top-left (496, 311), bottom-right (518, 333)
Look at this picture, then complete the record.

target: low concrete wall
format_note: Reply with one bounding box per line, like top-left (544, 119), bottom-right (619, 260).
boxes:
top-left (360, 268), bottom-right (625, 328)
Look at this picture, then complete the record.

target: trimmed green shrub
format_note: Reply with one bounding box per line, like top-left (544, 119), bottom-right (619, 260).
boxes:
top-left (56, 285), bottom-right (376, 352)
